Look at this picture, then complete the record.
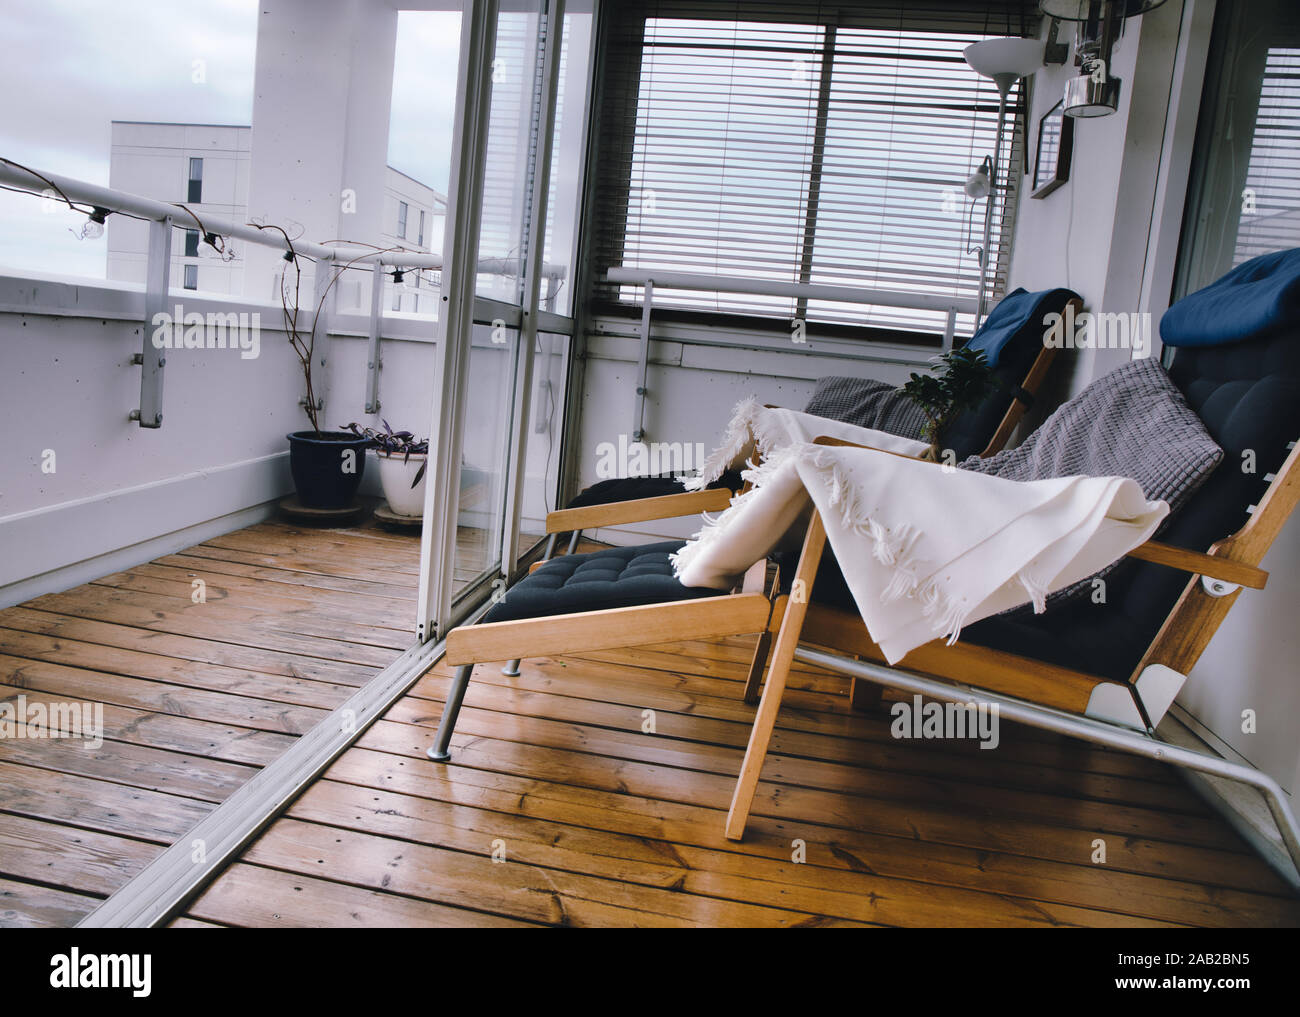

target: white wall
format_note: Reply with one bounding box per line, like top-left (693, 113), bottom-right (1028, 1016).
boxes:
top-left (571, 322), bottom-right (929, 543)
top-left (0, 274), bottom-right (300, 605)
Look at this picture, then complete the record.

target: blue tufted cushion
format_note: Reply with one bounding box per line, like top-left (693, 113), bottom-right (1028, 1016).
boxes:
top-left (483, 540), bottom-right (718, 623)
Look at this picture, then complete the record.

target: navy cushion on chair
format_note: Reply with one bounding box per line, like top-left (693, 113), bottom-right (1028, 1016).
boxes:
top-left (1161, 248), bottom-right (1300, 348)
top-left (942, 287), bottom-right (1079, 459)
top-left (483, 541), bottom-right (718, 624)
top-left (963, 328), bottom-right (1300, 681)
top-left (800, 329), bottom-right (1299, 683)
top-left (565, 471), bottom-right (742, 511)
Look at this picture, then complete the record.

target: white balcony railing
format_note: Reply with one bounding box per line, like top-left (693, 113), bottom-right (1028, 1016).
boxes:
top-left (0, 157), bottom-right (566, 424)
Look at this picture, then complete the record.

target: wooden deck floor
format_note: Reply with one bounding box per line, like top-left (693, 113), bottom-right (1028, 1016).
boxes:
top-left (0, 517), bottom-right (437, 926)
top-left (2, 521), bottom-right (1297, 927)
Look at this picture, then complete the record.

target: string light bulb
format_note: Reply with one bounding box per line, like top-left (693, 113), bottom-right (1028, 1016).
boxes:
top-left (80, 206), bottom-right (109, 240)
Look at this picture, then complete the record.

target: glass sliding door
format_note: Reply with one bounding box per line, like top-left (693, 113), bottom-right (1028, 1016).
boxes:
top-left (452, 323), bottom-right (520, 598)
top-left (418, 0), bottom-right (585, 639)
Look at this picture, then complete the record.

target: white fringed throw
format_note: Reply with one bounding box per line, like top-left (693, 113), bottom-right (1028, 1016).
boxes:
top-left (672, 436), bottom-right (1168, 664)
top-left (683, 397), bottom-right (930, 492)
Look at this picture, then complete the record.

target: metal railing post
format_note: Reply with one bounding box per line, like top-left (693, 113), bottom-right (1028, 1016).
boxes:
top-left (365, 261), bottom-right (385, 414)
top-left (131, 215), bottom-right (173, 428)
top-left (633, 279), bottom-right (653, 443)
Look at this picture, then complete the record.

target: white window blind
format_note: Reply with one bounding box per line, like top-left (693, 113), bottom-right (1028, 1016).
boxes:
top-left (593, 0), bottom-right (1036, 339)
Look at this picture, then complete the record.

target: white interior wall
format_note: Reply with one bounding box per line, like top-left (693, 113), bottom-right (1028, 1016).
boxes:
top-left (572, 325), bottom-right (928, 544)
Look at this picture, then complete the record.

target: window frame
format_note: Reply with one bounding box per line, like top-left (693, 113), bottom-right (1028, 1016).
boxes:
top-left (589, 3), bottom-right (1031, 342)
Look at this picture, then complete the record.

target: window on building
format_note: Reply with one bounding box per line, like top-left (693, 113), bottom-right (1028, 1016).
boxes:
top-left (418, 209), bottom-right (426, 247)
top-left (1174, 0), bottom-right (1300, 299)
top-left (184, 229), bottom-right (200, 258)
top-left (187, 158), bottom-right (203, 203)
top-left (592, 1), bottom-right (1033, 339)
top-left (183, 263), bottom-right (198, 290)
top-left (397, 201), bottom-right (409, 239)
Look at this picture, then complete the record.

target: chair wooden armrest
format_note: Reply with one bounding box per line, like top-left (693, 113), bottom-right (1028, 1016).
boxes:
top-left (1124, 541), bottom-right (1267, 589)
top-left (544, 486), bottom-right (734, 534)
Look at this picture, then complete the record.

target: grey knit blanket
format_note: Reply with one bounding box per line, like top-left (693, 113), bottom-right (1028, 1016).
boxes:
top-left (804, 376), bottom-right (930, 440)
top-left (960, 356), bottom-right (1223, 606)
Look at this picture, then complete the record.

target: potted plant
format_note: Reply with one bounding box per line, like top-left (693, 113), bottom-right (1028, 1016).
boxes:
top-left (258, 228), bottom-right (372, 510)
top-left (900, 346), bottom-right (998, 462)
top-left (342, 421), bottom-right (429, 517)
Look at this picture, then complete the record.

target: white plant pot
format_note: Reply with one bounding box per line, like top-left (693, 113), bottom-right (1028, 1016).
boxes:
top-left (376, 452), bottom-right (427, 517)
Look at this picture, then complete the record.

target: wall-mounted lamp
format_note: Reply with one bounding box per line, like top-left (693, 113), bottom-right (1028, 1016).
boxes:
top-left (964, 156), bottom-right (993, 199)
top-left (1041, 0), bottom-right (1168, 118)
top-left (963, 37), bottom-right (1044, 322)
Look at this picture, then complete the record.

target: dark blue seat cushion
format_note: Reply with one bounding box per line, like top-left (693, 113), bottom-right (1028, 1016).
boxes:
top-left (1161, 248), bottom-right (1300, 348)
top-left (942, 287), bottom-right (1079, 459)
top-left (484, 540), bottom-right (717, 624)
top-left (565, 471), bottom-right (742, 511)
top-left (965, 328), bottom-right (1300, 680)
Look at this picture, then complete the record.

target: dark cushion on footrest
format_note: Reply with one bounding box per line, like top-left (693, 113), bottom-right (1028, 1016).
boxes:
top-left (566, 471), bottom-right (743, 511)
top-left (483, 540), bottom-right (718, 624)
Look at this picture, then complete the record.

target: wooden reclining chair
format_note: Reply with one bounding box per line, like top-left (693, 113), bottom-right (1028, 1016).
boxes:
top-left (488, 291), bottom-right (1082, 679)
top-left (426, 481), bottom-right (786, 762)
top-left (545, 288), bottom-right (1082, 559)
top-left (725, 327), bottom-right (1300, 888)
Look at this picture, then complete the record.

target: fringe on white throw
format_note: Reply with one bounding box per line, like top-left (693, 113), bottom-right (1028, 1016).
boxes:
top-left (683, 396), bottom-right (792, 492)
top-left (670, 442), bottom-right (803, 576)
top-left (804, 446), bottom-right (976, 646)
top-left (676, 439), bottom-right (1066, 649)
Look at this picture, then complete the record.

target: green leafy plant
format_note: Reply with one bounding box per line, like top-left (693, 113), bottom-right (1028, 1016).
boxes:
top-left (900, 346), bottom-right (999, 462)
top-left (341, 420), bottom-right (429, 487)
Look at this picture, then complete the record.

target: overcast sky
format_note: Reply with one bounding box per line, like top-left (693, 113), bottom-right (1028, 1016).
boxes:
top-left (0, 0), bottom-right (460, 278)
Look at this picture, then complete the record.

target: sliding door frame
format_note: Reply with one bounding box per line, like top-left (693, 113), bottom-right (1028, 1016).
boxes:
top-left (418, 0), bottom-right (589, 641)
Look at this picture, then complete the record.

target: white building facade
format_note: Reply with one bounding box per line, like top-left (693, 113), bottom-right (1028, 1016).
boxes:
top-left (107, 120), bottom-right (445, 312)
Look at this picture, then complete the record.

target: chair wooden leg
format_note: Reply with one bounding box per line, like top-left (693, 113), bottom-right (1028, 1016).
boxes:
top-left (725, 512), bottom-right (826, 842)
top-left (428, 664), bottom-right (474, 763)
top-left (849, 675), bottom-right (882, 711)
top-left (742, 630), bottom-right (772, 705)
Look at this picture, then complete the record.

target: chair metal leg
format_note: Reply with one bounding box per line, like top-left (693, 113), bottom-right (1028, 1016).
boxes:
top-left (427, 663), bottom-right (474, 763)
top-left (742, 630), bottom-right (772, 705)
top-left (566, 529), bottom-right (582, 554)
top-left (543, 533), bottom-right (558, 559)
top-left (502, 659), bottom-right (521, 676)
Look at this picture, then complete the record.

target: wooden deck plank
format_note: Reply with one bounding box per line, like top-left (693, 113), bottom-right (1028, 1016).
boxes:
top-left (404, 669), bottom-right (1196, 810)
top-left (419, 654), bottom-right (1179, 784)
top-left (0, 878), bottom-right (101, 928)
top-left (186, 863), bottom-right (540, 928)
top-left (0, 627), bottom-right (354, 709)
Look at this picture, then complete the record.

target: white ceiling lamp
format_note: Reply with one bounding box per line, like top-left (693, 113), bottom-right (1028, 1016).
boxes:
top-left (963, 37), bottom-right (1044, 324)
top-left (1041, 0), bottom-right (1169, 118)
